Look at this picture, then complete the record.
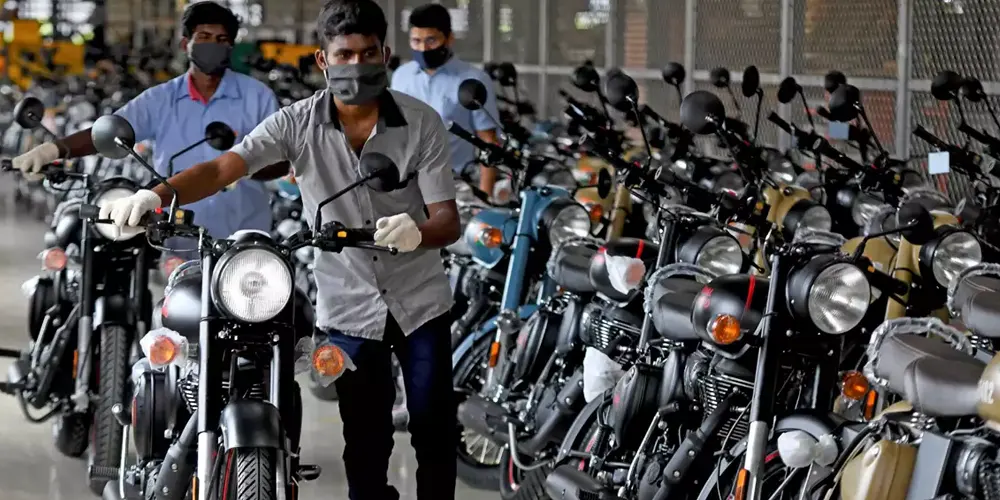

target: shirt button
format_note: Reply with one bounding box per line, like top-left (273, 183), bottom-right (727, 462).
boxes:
top-left (365, 219), bottom-right (372, 225)
top-left (372, 256), bottom-right (378, 262)
top-left (381, 289), bottom-right (387, 294)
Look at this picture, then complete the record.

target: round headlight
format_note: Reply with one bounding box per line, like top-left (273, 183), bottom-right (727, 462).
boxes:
top-left (851, 193), bottom-right (888, 228)
top-left (93, 187), bottom-right (139, 240)
top-left (927, 231), bottom-right (982, 287)
top-left (799, 205), bottom-right (832, 233)
top-left (547, 204), bottom-right (591, 247)
top-left (212, 247), bottom-right (293, 323)
top-left (676, 226), bottom-right (744, 275)
top-left (807, 263), bottom-right (871, 334)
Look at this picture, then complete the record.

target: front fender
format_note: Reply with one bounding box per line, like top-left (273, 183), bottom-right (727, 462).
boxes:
top-left (93, 294), bottom-right (131, 328)
top-left (451, 305), bottom-right (538, 368)
top-left (219, 400), bottom-right (284, 451)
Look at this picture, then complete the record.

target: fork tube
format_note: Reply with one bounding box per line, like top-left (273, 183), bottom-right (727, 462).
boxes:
top-left (74, 220), bottom-right (95, 410)
top-left (638, 216), bottom-right (675, 348)
top-left (196, 252), bottom-right (216, 500)
top-left (742, 254), bottom-right (783, 500)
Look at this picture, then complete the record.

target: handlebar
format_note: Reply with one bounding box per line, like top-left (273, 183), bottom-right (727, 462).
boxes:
top-left (447, 121), bottom-right (521, 168)
top-left (767, 112), bottom-right (864, 171)
top-left (0, 159), bottom-right (69, 177)
top-left (958, 123), bottom-right (1000, 153)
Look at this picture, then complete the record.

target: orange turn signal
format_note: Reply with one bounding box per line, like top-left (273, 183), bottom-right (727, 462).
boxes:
top-left (40, 248), bottom-right (67, 271)
top-left (709, 314), bottom-right (742, 345)
top-left (147, 335), bottom-right (179, 366)
top-left (585, 203), bottom-right (604, 224)
top-left (488, 342), bottom-right (501, 367)
top-left (477, 227), bottom-right (503, 248)
top-left (841, 370), bottom-right (869, 401)
top-left (734, 468), bottom-right (749, 500)
top-left (313, 345), bottom-right (346, 377)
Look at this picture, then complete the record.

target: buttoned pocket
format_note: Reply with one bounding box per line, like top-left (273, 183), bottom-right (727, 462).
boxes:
top-left (369, 181), bottom-right (425, 220)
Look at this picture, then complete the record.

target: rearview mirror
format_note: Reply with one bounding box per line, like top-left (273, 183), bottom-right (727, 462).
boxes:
top-left (709, 67), bottom-right (731, 89)
top-left (497, 62), bottom-right (518, 87)
top-left (828, 84), bottom-right (861, 122)
top-left (597, 168), bottom-right (613, 199)
top-left (824, 71), bottom-right (847, 93)
top-left (661, 62), bottom-right (686, 87)
top-left (13, 97), bottom-right (45, 129)
top-left (204, 121), bottom-right (236, 151)
top-left (741, 65), bottom-right (760, 98)
top-left (777, 77), bottom-right (800, 104)
top-left (91, 114), bottom-right (136, 160)
top-left (680, 90), bottom-right (726, 135)
top-left (359, 152), bottom-right (400, 192)
top-left (931, 70), bottom-right (963, 101)
top-left (571, 63), bottom-right (600, 93)
top-left (458, 79), bottom-right (488, 111)
top-left (605, 70), bottom-right (638, 112)
top-left (897, 201), bottom-right (936, 245)
top-left (960, 77), bottom-right (986, 103)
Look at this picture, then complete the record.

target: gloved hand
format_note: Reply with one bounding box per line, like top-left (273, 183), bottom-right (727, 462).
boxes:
top-left (12, 143), bottom-right (60, 181)
top-left (98, 189), bottom-right (162, 236)
top-left (374, 213), bottom-right (422, 252)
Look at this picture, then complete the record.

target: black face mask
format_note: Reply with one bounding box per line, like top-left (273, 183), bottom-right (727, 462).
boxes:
top-left (189, 42), bottom-right (232, 75)
top-left (411, 45), bottom-right (452, 70)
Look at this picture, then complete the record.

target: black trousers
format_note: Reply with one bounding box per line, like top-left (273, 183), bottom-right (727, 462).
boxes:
top-left (331, 313), bottom-right (457, 500)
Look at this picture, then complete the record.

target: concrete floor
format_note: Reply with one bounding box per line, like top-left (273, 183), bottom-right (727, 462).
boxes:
top-left (0, 187), bottom-right (496, 499)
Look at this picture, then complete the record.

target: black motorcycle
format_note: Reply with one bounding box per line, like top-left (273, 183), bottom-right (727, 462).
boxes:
top-left (86, 113), bottom-right (403, 500)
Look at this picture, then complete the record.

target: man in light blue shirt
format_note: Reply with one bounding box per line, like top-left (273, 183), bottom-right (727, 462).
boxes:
top-left (390, 3), bottom-right (499, 195)
top-left (14, 1), bottom-right (286, 245)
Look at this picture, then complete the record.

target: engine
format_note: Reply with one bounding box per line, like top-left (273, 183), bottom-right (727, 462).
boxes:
top-left (580, 298), bottom-right (643, 353)
top-left (683, 349), bottom-right (755, 441)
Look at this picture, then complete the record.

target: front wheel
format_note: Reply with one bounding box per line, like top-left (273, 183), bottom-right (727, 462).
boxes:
top-left (455, 337), bottom-right (504, 491)
top-left (87, 325), bottom-right (129, 495)
top-left (221, 448), bottom-right (278, 500)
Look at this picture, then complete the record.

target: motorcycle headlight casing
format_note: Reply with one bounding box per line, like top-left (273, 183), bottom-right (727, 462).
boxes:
top-left (919, 228), bottom-right (983, 288)
top-left (541, 199), bottom-right (592, 247)
top-left (92, 182), bottom-right (139, 240)
top-left (676, 226), bottom-right (744, 275)
top-left (787, 255), bottom-right (871, 334)
top-left (211, 244), bottom-right (294, 323)
top-left (851, 192), bottom-right (889, 228)
top-left (783, 199), bottom-right (832, 236)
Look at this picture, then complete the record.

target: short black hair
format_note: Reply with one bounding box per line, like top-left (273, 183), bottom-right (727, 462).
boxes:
top-left (181, 1), bottom-right (240, 40)
top-left (316, 0), bottom-right (389, 46)
top-left (409, 4), bottom-right (451, 37)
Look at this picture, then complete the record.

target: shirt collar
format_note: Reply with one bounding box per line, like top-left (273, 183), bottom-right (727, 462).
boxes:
top-left (177, 69), bottom-right (242, 103)
top-left (312, 89), bottom-right (408, 131)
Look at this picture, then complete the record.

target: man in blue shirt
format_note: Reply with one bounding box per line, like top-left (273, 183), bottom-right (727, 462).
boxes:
top-left (13, 1), bottom-right (286, 244)
top-left (391, 3), bottom-right (499, 195)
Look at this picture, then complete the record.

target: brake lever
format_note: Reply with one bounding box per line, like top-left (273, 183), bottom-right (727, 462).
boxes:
top-left (356, 242), bottom-right (399, 255)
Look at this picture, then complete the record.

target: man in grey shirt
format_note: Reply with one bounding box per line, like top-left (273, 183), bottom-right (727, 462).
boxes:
top-left (99, 1), bottom-right (461, 498)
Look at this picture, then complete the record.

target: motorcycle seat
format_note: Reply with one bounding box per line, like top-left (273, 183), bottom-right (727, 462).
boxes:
top-left (877, 335), bottom-right (976, 394)
top-left (962, 289), bottom-right (1000, 338)
top-left (649, 278), bottom-right (704, 341)
top-left (901, 355), bottom-right (984, 417)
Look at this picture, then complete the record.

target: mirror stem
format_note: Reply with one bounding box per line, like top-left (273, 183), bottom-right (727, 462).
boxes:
top-left (313, 174), bottom-right (377, 231)
top-left (798, 91), bottom-right (815, 131)
top-left (115, 137), bottom-right (179, 224)
top-left (166, 137), bottom-right (209, 177)
top-left (982, 100), bottom-right (1000, 133)
top-left (630, 99), bottom-right (654, 168)
top-left (850, 220), bottom-right (918, 262)
top-left (955, 99), bottom-right (968, 126)
top-left (595, 88), bottom-right (613, 126)
top-left (856, 108), bottom-right (885, 154)
top-left (751, 89), bottom-right (763, 144)
top-left (474, 100), bottom-right (511, 150)
top-left (725, 86), bottom-right (742, 116)
top-left (672, 84), bottom-right (683, 107)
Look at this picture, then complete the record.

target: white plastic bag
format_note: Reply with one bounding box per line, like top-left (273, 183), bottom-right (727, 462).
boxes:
top-left (605, 255), bottom-right (646, 295)
top-left (777, 430), bottom-right (838, 468)
top-left (582, 347), bottom-right (625, 402)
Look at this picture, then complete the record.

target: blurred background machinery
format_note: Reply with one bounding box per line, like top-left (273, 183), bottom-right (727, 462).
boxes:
top-left (0, 0), bottom-right (997, 198)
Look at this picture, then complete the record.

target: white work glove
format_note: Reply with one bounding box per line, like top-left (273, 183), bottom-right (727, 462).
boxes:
top-left (12, 142), bottom-right (60, 181)
top-left (98, 189), bottom-right (161, 239)
top-left (374, 213), bottom-right (422, 253)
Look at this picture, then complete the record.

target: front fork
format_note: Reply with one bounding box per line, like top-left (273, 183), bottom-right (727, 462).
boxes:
top-left (73, 223), bottom-right (95, 413)
top-left (740, 253), bottom-right (783, 500)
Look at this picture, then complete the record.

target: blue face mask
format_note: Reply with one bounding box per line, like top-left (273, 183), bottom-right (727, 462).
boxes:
top-left (411, 44), bottom-right (451, 70)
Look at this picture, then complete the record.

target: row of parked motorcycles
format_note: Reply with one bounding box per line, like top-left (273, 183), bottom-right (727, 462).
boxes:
top-left (1, 52), bottom-right (999, 500)
top-left (443, 61), bottom-right (1000, 500)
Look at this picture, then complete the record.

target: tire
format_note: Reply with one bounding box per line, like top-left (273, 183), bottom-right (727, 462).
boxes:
top-left (52, 411), bottom-right (88, 458)
top-left (87, 325), bottom-right (129, 495)
top-left (221, 448), bottom-right (278, 500)
top-left (455, 337), bottom-right (502, 491)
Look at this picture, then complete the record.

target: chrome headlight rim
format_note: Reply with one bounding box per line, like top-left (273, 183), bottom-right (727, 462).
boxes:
top-left (541, 198), bottom-right (592, 248)
top-left (210, 243), bottom-right (294, 323)
top-left (919, 228), bottom-right (983, 288)
top-left (91, 177), bottom-right (140, 241)
top-left (783, 199), bottom-right (832, 236)
top-left (787, 255), bottom-right (871, 335)
top-left (676, 225), bottom-right (745, 275)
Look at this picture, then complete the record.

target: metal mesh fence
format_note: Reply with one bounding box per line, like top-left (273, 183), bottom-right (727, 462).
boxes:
top-left (790, 0), bottom-right (897, 78)
top-left (692, 0), bottom-right (782, 73)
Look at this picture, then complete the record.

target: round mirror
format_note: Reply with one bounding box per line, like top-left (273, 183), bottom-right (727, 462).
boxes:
top-left (709, 67), bottom-right (731, 89)
top-left (741, 65), bottom-right (760, 98)
top-left (777, 77), bottom-right (800, 105)
top-left (205, 122), bottom-right (236, 151)
top-left (13, 97), bottom-right (45, 129)
top-left (960, 77), bottom-right (986, 103)
top-left (828, 84), bottom-right (861, 122)
top-left (824, 71), bottom-right (847, 94)
top-left (680, 90), bottom-right (725, 135)
top-left (497, 62), bottom-right (518, 87)
top-left (604, 70), bottom-right (638, 112)
top-left (931, 70), bottom-right (963, 101)
top-left (457, 78), bottom-right (488, 111)
top-left (596, 168), bottom-right (613, 199)
top-left (91, 115), bottom-right (136, 160)
top-left (897, 201), bottom-right (936, 245)
top-left (662, 62), bottom-right (686, 87)
top-left (360, 152), bottom-right (400, 192)
top-left (572, 63), bottom-right (600, 93)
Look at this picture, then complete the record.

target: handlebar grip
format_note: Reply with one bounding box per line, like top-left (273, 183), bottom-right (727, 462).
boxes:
top-left (767, 112), bottom-right (792, 134)
top-left (958, 123), bottom-right (1000, 150)
top-left (448, 121), bottom-right (492, 151)
top-left (1, 159), bottom-right (11, 172)
top-left (343, 228), bottom-right (375, 242)
top-left (912, 125), bottom-right (945, 149)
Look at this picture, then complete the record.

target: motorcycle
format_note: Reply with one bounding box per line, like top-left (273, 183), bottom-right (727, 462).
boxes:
top-left (86, 113), bottom-right (404, 500)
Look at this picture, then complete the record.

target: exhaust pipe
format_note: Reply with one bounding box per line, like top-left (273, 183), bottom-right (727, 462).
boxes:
top-left (545, 464), bottom-right (615, 500)
top-left (152, 410), bottom-right (199, 500)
